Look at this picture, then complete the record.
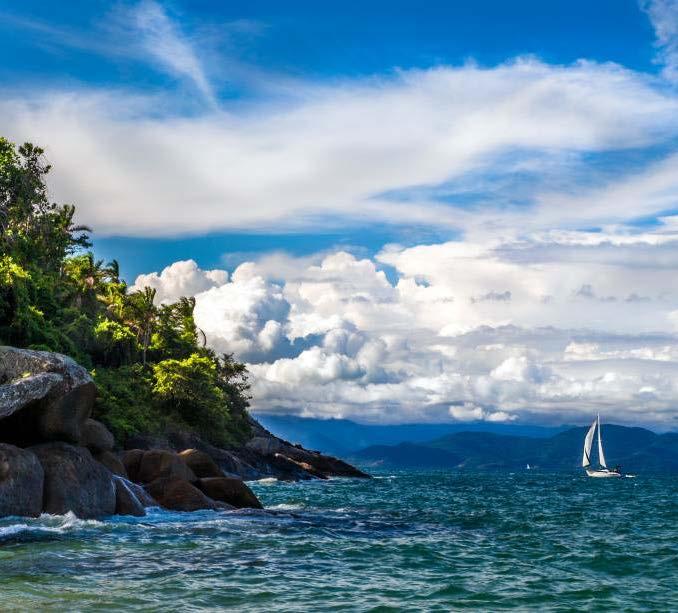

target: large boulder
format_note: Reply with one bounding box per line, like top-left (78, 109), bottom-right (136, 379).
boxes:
top-left (113, 477), bottom-right (145, 517)
top-left (134, 450), bottom-right (197, 485)
top-left (196, 477), bottom-right (262, 509)
top-left (0, 444), bottom-right (44, 517)
top-left (0, 347), bottom-right (95, 445)
top-left (80, 419), bottom-right (114, 453)
top-left (121, 449), bottom-right (145, 482)
top-left (30, 442), bottom-right (115, 518)
top-left (94, 450), bottom-right (127, 478)
top-left (179, 449), bottom-right (223, 478)
top-left (145, 477), bottom-right (218, 512)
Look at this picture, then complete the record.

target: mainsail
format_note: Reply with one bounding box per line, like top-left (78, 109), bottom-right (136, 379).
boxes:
top-left (582, 419), bottom-right (596, 467)
top-left (596, 414), bottom-right (607, 468)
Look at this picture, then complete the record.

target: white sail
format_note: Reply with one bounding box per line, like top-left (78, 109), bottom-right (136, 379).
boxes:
top-left (582, 419), bottom-right (596, 467)
top-left (596, 414), bottom-right (607, 468)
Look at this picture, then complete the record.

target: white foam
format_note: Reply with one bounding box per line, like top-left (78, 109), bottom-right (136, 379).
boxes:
top-left (0, 511), bottom-right (105, 539)
top-left (268, 503), bottom-right (305, 511)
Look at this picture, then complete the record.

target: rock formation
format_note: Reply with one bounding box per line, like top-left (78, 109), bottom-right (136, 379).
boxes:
top-left (0, 443), bottom-right (44, 517)
top-left (0, 346), bottom-right (368, 519)
top-left (30, 442), bottom-right (116, 519)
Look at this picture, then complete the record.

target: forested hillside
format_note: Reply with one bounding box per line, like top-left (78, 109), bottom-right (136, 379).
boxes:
top-left (0, 137), bottom-right (251, 446)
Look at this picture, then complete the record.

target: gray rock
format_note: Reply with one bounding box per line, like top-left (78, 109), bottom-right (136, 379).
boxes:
top-left (80, 419), bottom-right (115, 453)
top-left (0, 347), bottom-right (95, 444)
top-left (0, 444), bottom-right (44, 517)
top-left (30, 442), bottom-right (115, 518)
top-left (246, 435), bottom-right (285, 456)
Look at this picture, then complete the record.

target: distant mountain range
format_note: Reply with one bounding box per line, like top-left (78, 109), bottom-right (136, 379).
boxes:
top-left (352, 425), bottom-right (678, 473)
top-left (255, 414), bottom-right (566, 456)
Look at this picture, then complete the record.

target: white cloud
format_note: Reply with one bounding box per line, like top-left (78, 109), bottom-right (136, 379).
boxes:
top-left (131, 0), bottom-right (217, 107)
top-left (642, 0), bottom-right (678, 81)
top-left (132, 237), bottom-right (678, 428)
top-left (9, 4), bottom-right (678, 429)
top-left (448, 403), bottom-right (515, 423)
top-left (2, 59), bottom-right (678, 236)
top-left (131, 259), bottom-right (227, 303)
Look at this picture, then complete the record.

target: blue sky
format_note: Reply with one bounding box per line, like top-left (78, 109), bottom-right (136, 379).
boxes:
top-left (0, 0), bottom-right (666, 279)
top-left (4, 1), bottom-right (678, 426)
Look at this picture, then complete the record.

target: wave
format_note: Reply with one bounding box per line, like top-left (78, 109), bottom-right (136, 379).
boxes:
top-left (256, 478), bottom-right (279, 485)
top-left (0, 511), bottom-right (104, 541)
top-left (268, 503), bottom-right (305, 511)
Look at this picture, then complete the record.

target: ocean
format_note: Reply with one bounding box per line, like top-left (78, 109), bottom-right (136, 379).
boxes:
top-left (0, 470), bottom-right (676, 611)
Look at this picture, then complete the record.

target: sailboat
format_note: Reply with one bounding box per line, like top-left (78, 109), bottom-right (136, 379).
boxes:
top-left (582, 414), bottom-right (621, 478)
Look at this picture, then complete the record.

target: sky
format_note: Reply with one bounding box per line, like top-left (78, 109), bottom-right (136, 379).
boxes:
top-left (2, 1), bottom-right (678, 428)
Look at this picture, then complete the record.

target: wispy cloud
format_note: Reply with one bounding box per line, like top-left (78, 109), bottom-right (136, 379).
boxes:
top-left (130, 1), bottom-right (217, 108)
top-left (641, 0), bottom-right (678, 82)
top-left (0, 1), bottom-right (218, 108)
top-left (2, 59), bottom-right (678, 237)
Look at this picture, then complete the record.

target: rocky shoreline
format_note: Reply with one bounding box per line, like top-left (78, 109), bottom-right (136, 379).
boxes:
top-left (0, 346), bottom-right (369, 519)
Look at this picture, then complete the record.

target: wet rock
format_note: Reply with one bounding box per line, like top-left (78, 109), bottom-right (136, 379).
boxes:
top-left (178, 449), bottom-right (223, 478)
top-left (114, 477), bottom-right (145, 517)
top-left (0, 443), bottom-right (44, 518)
top-left (30, 442), bottom-right (115, 519)
top-left (0, 347), bottom-right (95, 445)
top-left (80, 419), bottom-right (114, 453)
top-left (95, 450), bottom-right (127, 478)
top-left (145, 477), bottom-right (218, 512)
top-left (196, 477), bottom-right (262, 509)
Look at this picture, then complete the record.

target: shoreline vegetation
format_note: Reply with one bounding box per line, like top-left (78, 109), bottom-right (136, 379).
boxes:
top-left (0, 137), bottom-right (368, 519)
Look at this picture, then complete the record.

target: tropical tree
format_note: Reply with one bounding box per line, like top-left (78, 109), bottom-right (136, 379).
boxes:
top-left (126, 286), bottom-right (158, 366)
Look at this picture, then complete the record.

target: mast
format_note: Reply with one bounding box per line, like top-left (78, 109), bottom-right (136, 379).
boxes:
top-left (596, 413), bottom-right (608, 469)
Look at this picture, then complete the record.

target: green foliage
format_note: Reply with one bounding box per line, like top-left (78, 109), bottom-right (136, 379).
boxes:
top-left (93, 318), bottom-right (138, 367)
top-left (0, 136), bottom-right (252, 447)
top-left (92, 365), bottom-right (157, 441)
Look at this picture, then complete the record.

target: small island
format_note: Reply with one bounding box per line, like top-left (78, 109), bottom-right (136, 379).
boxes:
top-left (0, 137), bottom-right (368, 520)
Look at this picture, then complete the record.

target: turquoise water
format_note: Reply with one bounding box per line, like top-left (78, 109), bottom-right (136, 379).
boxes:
top-left (0, 470), bottom-right (676, 611)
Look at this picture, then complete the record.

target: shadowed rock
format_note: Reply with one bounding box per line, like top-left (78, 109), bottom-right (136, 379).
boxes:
top-left (95, 450), bottom-right (127, 478)
top-left (80, 419), bottom-right (114, 453)
top-left (0, 444), bottom-right (44, 518)
top-left (30, 442), bottom-right (115, 518)
top-left (145, 477), bottom-right (218, 512)
top-left (196, 477), bottom-right (262, 509)
top-left (121, 449), bottom-right (145, 482)
top-left (179, 449), bottom-right (223, 478)
top-left (0, 347), bottom-right (95, 445)
top-left (113, 476), bottom-right (145, 516)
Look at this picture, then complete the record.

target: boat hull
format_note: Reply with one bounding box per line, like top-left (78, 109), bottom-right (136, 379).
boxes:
top-left (586, 469), bottom-right (621, 478)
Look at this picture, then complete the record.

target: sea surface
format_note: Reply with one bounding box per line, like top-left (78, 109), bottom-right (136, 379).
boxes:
top-left (0, 470), bottom-right (676, 611)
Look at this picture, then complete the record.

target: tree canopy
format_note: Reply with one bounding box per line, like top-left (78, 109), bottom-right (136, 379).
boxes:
top-left (0, 137), bottom-right (251, 447)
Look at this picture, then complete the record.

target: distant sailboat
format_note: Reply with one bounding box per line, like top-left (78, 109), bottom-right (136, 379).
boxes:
top-left (582, 414), bottom-right (621, 478)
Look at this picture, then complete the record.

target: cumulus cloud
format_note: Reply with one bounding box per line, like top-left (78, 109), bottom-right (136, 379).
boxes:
top-left (449, 403), bottom-right (516, 423)
top-left (131, 259), bottom-right (227, 303)
top-left (133, 233), bottom-right (678, 428)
